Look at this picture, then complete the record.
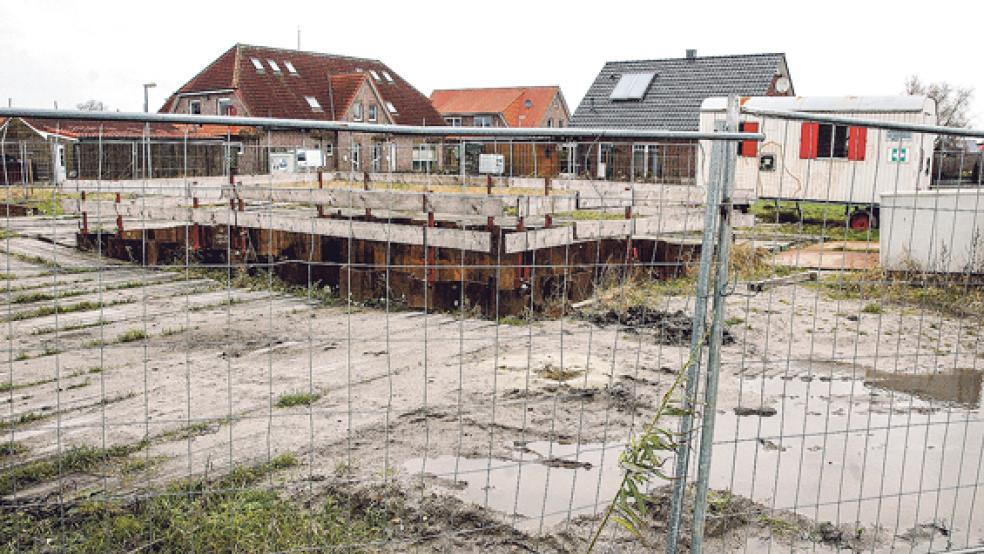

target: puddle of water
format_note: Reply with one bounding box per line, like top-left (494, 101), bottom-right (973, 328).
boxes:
top-left (403, 441), bottom-right (624, 529)
top-left (405, 368), bottom-right (984, 547)
top-left (718, 368), bottom-right (984, 548)
top-left (865, 368), bottom-right (982, 408)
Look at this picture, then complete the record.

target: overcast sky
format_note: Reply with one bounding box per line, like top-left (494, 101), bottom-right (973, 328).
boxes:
top-left (2, 0), bottom-right (982, 124)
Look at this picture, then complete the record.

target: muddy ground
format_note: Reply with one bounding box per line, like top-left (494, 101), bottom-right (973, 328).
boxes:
top-left (1, 214), bottom-right (983, 552)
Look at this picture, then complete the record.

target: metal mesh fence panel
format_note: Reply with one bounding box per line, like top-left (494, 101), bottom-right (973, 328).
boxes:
top-left (0, 107), bottom-right (982, 553)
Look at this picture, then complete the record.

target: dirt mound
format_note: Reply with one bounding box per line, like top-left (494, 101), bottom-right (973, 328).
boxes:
top-left (580, 307), bottom-right (735, 346)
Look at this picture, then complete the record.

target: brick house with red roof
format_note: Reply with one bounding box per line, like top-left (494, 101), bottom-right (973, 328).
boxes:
top-left (160, 44), bottom-right (445, 174)
top-left (430, 86), bottom-right (570, 129)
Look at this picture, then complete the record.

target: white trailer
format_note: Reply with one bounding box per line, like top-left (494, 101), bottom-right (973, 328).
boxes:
top-left (699, 96), bottom-right (936, 229)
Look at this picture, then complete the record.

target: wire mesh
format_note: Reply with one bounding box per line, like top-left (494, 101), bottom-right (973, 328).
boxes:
top-left (0, 108), bottom-right (982, 553)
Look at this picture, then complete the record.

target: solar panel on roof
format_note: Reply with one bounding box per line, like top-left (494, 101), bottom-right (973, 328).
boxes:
top-left (610, 72), bottom-right (655, 100)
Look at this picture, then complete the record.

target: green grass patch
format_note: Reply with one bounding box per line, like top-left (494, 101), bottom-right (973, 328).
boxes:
top-left (0, 441), bottom-right (149, 495)
top-left (275, 392), bottom-right (321, 408)
top-left (749, 200), bottom-right (879, 242)
top-left (0, 441), bottom-right (28, 458)
top-left (816, 269), bottom-right (983, 319)
top-left (861, 303), bottom-right (883, 315)
top-left (6, 299), bottom-right (132, 322)
top-left (115, 328), bottom-right (147, 344)
top-left (0, 453), bottom-right (399, 553)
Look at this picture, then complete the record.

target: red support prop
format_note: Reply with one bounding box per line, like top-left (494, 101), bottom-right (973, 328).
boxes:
top-left (81, 212), bottom-right (88, 235)
top-left (545, 214), bottom-right (552, 229)
top-left (544, 176), bottom-right (551, 196)
top-left (318, 170), bottom-right (323, 189)
top-left (487, 174), bottom-right (493, 195)
top-left (238, 198), bottom-right (245, 212)
top-left (191, 223), bottom-right (200, 251)
top-left (115, 215), bottom-right (123, 234)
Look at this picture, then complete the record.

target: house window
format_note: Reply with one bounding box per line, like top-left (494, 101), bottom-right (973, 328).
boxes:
top-left (350, 144), bottom-right (360, 171)
top-left (800, 123), bottom-right (866, 160)
top-left (412, 144), bottom-right (436, 173)
top-left (324, 144), bottom-right (334, 157)
top-left (189, 100), bottom-right (201, 115)
top-left (267, 60), bottom-right (281, 73)
top-left (353, 102), bottom-right (363, 121)
top-left (305, 96), bottom-right (322, 111)
top-left (738, 121), bottom-right (759, 157)
top-left (547, 118), bottom-right (553, 128)
top-left (251, 58), bottom-right (264, 72)
top-left (368, 104), bottom-right (377, 122)
top-left (444, 117), bottom-right (461, 127)
top-left (474, 115), bottom-right (492, 127)
top-left (217, 98), bottom-right (232, 116)
top-left (610, 72), bottom-right (656, 100)
top-left (284, 61), bottom-right (298, 75)
top-left (386, 101), bottom-right (398, 114)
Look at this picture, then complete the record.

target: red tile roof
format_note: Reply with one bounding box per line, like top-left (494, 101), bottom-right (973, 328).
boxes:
top-left (161, 44), bottom-right (444, 126)
top-left (430, 86), bottom-right (566, 128)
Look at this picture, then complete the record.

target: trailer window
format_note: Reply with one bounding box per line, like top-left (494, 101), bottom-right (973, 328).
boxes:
top-left (817, 124), bottom-right (849, 159)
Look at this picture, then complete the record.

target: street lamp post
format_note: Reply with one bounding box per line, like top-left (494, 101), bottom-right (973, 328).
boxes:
top-left (142, 83), bottom-right (157, 113)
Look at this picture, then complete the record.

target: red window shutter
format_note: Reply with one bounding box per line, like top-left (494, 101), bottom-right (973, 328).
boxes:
top-left (800, 122), bottom-right (819, 159)
top-left (848, 126), bottom-right (867, 161)
top-left (741, 121), bottom-right (759, 157)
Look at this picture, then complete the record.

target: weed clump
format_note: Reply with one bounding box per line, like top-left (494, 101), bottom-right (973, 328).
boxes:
top-left (275, 392), bottom-right (321, 408)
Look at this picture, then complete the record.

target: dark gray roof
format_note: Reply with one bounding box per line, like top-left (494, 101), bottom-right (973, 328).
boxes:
top-left (571, 53), bottom-right (791, 131)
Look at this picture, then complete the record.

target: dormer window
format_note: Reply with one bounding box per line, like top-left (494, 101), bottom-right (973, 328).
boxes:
top-left (284, 61), bottom-right (298, 75)
top-left (251, 58), bottom-right (264, 72)
top-left (305, 96), bottom-right (322, 111)
top-left (353, 102), bottom-right (363, 121)
top-left (267, 60), bottom-right (281, 73)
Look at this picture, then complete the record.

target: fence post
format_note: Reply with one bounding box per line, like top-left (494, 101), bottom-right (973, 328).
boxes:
top-left (689, 94), bottom-right (739, 553)
top-left (664, 98), bottom-right (731, 553)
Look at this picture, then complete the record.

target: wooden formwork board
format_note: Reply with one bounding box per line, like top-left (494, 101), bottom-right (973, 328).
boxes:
top-left (68, 200), bottom-right (492, 252)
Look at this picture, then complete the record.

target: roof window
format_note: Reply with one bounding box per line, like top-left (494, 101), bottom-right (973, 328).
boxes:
top-left (268, 60), bottom-right (281, 73)
top-left (382, 71), bottom-right (394, 83)
top-left (251, 58), bottom-right (265, 72)
top-left (369, 69), bottom-right (381, 80)
top-left (284, 61), bottom-right (298, 74)
top-left (386, 101), bottom-right (398, 114)
top-left (305, 96), bottom-right (322, 111)
top-left (610, 72), bottom-right (656, 100)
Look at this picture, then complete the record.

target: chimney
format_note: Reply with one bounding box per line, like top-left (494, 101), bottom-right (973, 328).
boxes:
top-left (686, 49), bottom-right (697, 60)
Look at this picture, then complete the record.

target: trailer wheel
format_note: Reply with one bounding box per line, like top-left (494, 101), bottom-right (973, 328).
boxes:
top-left (848, 210), bottom-right (877, 231)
